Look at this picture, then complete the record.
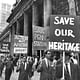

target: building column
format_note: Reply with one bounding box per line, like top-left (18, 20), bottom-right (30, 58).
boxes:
top-left (16, 20), bottom-right (20, 35)
top-left (32, 4), bottom-right (38, 26)
top-left (32, 4), bottom-right (39, 55)
top-left (24, 13), bottom-right (28, 36)
top-left (44, 0), bottom-right (52, 27)
top-left (10, 26), bottom-right (15, 56)
top-left (24, 13), bottom-right (28, 55)
top-left (68, 0), bottom-right (76, 15)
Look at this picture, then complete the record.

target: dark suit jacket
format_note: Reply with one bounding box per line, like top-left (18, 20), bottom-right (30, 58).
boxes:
top-left (5, 61), bottom-right (14, 80)
top-left (0, 60), bottom-right (4, 75)
top-left (70, 63), bottom-right (80, 80)
top-left (17, 62), bottom-right (28, 80)
top-left (25, 61), bottom-right (34, 78)
top-left (56, 62), bottom-right (80, 80)
top-left (37, 59), bottom-right (54, 80)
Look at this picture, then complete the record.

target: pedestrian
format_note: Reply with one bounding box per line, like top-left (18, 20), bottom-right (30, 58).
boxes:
top-left (16, 57), bottom-right (29, 80)
top-left (26, 56), bottom-right (34, 80)
top-left (5, 57), bottom-right (14, 80)
top-left (37, 50), bottom-right (53, 80)
top-left (31, 56), bottom-right (40, 80)
top-left (55, 52), bottom-right (80, 80)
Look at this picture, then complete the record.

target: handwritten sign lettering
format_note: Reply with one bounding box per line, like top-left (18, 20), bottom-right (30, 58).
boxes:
top-left (49, 15), bottom-right (80, 52)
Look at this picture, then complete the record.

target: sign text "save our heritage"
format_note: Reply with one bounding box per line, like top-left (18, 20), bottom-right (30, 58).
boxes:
top-left (49, 15), bottom-right (80, 52)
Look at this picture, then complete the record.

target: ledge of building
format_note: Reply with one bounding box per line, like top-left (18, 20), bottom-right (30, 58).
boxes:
top-left (0, 25), bottom-right (10, 41)
top-left (7, 0), bottom-right (29, 23)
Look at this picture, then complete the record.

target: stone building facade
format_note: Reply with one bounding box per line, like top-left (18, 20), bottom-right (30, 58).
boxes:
top-left (0, 0), bottom-right (80, 59)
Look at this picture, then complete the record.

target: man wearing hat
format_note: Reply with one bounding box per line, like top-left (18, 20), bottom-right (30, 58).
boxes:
top-left (56, 52), bottom-right (80, 80)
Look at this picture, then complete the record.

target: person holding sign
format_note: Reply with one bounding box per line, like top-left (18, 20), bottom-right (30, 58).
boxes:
top-left (55, 52), bottom-right (80, 80)
top-left (37, 50), bottom-right (54, 80)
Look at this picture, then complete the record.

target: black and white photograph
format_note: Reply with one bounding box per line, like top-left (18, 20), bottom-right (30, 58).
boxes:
top-left (0, 0), bottom-right (80, 80)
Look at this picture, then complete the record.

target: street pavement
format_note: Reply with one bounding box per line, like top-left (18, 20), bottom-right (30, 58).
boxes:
top-left (0, 67), bottom-right (40, 80)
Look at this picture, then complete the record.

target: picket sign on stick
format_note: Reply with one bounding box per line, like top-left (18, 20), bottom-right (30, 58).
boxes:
top-left (49, 15), bottom-right (80, 80)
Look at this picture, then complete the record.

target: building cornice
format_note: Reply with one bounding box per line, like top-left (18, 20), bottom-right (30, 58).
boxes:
top-left (0, 0), bottom-right (35, 41)
top-left (7, 0), bottom-right (34, 23)
top-left (0, 26), bottom-right (10, 42)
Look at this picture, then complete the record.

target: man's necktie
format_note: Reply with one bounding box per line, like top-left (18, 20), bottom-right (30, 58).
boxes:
top-left (48, 61), bottom-right (50, 68)
top-left (24, 62), bottom-right (27, 70)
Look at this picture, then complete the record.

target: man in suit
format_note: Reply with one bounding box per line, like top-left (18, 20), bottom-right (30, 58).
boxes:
top-left (5, 57), bottom-right (14, 80)
top-left (56, 52), bottom-right (80, 80)
top-left (16, 57), bottom-right (29, 80)
top-left (37, 50), bottom-right (54, 80)
top-left (26, 56), bottom-right (34, 79)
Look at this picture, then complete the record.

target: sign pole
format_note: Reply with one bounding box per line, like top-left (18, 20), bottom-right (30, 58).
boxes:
top-left (62, 51), bottom-right (65, 80)
top-left (62, 40), bottom-right (65, 80)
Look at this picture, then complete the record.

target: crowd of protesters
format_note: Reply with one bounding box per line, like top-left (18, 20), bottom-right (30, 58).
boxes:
top-left (0, 50), bottom-right (80, 80)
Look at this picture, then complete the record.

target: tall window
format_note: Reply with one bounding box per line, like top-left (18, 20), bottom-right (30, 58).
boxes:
top-left (35, 0), bottom-right (43, 27)
top-left (18, 16), bottom-right (24, 35)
